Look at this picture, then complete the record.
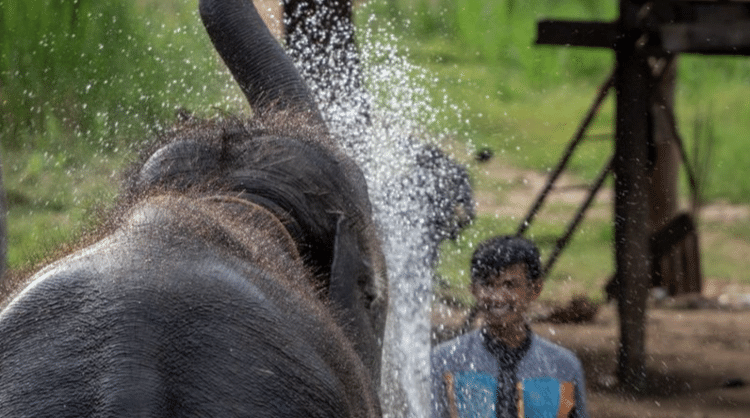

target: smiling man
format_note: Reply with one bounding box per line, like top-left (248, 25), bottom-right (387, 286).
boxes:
top-left (431, 236), bottom-right (589, 418)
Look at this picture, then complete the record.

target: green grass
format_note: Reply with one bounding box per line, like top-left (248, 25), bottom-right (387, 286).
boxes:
top-left (436, 203), bottom-right (615, 306)
top-left (674, 71), bottom-right (750, 204)
top-left (1, 0), bottom-right (243, 151)
top-left (1, 0), bottom-right (246, 270)
top-left (697, 218), bottom-right (750, 281)
top-left (3, 147), bottom-right (125, 270)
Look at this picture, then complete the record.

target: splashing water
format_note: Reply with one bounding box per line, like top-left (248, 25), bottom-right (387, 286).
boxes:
top-left (353, 29), bottom-right (441, 418)
top-left (288, 13), bottom-right (467, 418)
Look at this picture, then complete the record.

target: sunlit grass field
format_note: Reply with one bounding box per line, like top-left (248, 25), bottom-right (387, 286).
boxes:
top-left (3, 0), bottom-right (750, 301)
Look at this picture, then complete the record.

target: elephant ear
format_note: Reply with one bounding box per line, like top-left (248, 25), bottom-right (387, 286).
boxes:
top-left (330, 215), bottom-right (381, 385)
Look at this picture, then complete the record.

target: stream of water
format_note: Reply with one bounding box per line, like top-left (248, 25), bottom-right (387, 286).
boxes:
top-left (294, 21), bottom-right (465, 417)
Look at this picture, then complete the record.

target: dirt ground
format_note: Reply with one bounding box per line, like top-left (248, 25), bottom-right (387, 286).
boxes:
top-left (537, 300), bottom-right (750, 418)
top-left (432, 293), bottom-right (750, 418)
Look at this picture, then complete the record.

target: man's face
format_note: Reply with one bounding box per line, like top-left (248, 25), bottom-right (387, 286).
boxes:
top-left (471, 263), bottom-right (541, 337)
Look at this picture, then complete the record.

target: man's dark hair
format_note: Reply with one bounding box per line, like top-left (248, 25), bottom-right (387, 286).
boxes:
top-left (470, 235), bottom-right (541, 284)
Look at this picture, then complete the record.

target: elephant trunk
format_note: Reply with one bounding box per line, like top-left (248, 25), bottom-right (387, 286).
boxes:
top-left (199, 0), bottom-right (326, 128)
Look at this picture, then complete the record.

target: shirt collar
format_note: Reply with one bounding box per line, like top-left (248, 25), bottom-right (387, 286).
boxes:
top-left (480, 326), bottom-right (532, 367)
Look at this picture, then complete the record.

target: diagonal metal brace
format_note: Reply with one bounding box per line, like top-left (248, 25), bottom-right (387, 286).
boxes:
top-left (517, 71), bottom-right (615, 236)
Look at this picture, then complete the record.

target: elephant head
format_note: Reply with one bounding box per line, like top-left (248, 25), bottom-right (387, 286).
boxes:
top-left (135, 0), bottom-right (389, 384)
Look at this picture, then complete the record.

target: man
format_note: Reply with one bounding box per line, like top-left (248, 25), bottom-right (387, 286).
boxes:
top-left (431, 235), bottom-right (589, 418)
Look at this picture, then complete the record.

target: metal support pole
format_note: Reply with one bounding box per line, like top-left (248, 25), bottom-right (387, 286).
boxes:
top-left (542, 157), bottom-right (613, 277)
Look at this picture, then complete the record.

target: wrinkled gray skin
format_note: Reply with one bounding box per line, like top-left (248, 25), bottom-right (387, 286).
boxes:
top-left (0, 0), bottom-right (386, 416)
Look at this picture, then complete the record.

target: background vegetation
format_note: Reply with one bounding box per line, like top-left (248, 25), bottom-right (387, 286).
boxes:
top-left (2, 0), bottom-right (750, 301)
top-left (1, 0), bottom-right (244, 269)
top-left (357, 0), bottom-right (750, 302)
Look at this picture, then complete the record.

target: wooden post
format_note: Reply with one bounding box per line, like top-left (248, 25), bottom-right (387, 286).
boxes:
top-left (613, 0), bottom-right (653, 393)
top-left (536, 0), bottom-right (750, 394)
top-left (649, 57), bottom-right (687, 293)
top-left (649, 58), bottom-right (679, 234)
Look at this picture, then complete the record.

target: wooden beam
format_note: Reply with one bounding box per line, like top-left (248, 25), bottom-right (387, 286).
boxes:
top-left (536, 20), bottom-right (618, 49)
top-left (652, 0), bottom-right (750, 25)
top-left (539, 1), bottom-right (750, 56)
top-left (661, 22), bottom-right (750, 54)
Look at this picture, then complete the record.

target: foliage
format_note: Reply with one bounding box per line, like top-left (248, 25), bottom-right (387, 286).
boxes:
top-left (3, 147), bottom-right (123, 271)
top-left (0, 0), bottom-right (244, 270)
top-left (0, 0), bottom-right (240, 152)
top-left (366, 0), bottom-right (617, 87)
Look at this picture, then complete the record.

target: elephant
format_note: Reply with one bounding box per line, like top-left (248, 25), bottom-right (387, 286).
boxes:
top-left (0, 0), bottom-right (387, 416)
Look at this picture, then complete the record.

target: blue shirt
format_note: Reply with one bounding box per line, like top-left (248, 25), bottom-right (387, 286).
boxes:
top-left (431, 328), bottom-right (589, 418)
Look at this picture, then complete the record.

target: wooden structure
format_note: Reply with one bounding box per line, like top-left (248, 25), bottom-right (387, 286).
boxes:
top-left (525, 0), bottom-right (750, 392)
